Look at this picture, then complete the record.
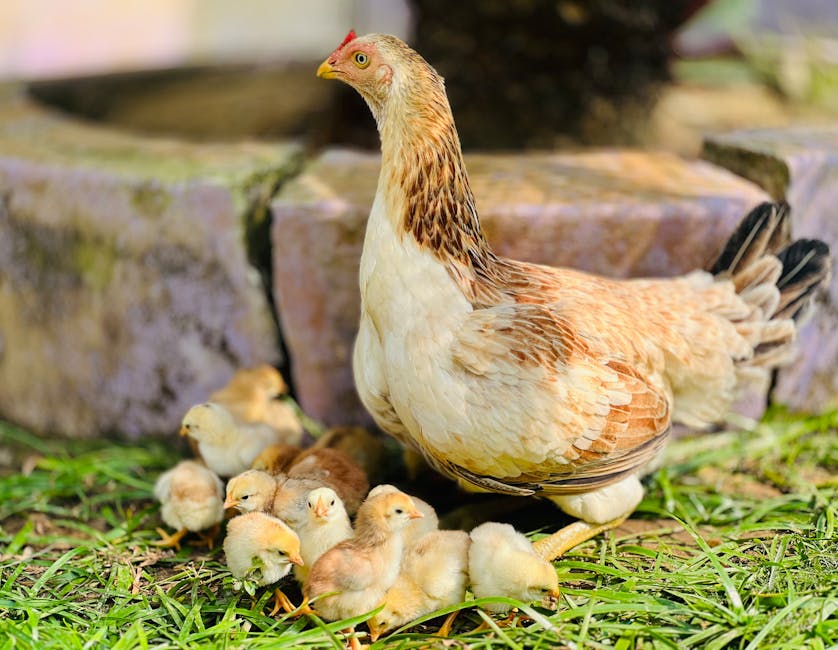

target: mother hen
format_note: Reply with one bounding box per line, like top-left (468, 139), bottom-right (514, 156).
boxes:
top-left (316, 32), bottom-right (831, 560)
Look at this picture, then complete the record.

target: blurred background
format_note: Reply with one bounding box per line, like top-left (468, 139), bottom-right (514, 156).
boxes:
top-left (2, 0), bottom-right (836, 155)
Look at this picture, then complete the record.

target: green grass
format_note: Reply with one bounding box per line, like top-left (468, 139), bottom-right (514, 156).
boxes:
top-left (1, 408), bottom-right (836, 649)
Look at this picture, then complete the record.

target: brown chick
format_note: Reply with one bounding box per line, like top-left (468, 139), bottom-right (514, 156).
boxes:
top-left (368, 529), bottom-right (470, 641)
top-left (305, 489), bottom-right (423, 629)
top-left (251, 443), bottom-right (302, 475)
top-left (223, 511), bottom-right (304, 615)
top-left (312, 425), bottom-right (388, 482)
top-left (468, 522), bottom-right (560, 614)
top-left (209, 364), bottom-right (304, 442)
top-left (153, 459), bottom-right (225, 550)
top-left (318, 32), bottom-right (832, 560)
top-left (286, 447), bottom-right (369, 515)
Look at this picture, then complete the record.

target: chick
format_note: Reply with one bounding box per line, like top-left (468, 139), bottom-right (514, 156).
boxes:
top-left (313, 425), bottom-right (388, 482)
top-left (180, 402), bottom-right (295, 477)
top-left (468, 522), bottom-right (560, 614)
top-left (210, 364), bottom-right (304, 440)
top-left (286, 447), bottom-right (369, 515)
top-left (224, 469), bottom-right (322, 529)
top-left (368, 484), bottom-right (438, 546)
top-left (251, 443), bottom-right (302, 474)
top-left (294, 487), bottom-right (353, 584)
top-left (223, 511), bottom-right (304, 615)
top-left (368, 530), bottom-right (470, 641)
top-left (152, 459), bottom-right (224, 550)
top-left (224, 469), bottom-right (282, 515)
top-left (305, 489), bottom-right (423, 626)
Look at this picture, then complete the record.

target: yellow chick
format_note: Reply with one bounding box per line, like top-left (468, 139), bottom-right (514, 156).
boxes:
top-left (368, 484), bottom-right (438, 546)
top-left (152, 459), bottom-right (225, 550)
top-left (224, 469), bottom-right (282, 514)
top-left (294, 487), bottom-right (353, 584)
top-left (305, 489), bottom-right (423, 625)
top-left (210, 364), bottom-right (304, 440)
top-left (468, 522), bottom-right (560, 614)
top-left (180, 402), bottom-right (295, 477)
top-left (368, 529), bottom-right (470, 641)
top-left (223, 511), bottom-right (304, 615)
top-left (224, 469), bottom-right (322, 529)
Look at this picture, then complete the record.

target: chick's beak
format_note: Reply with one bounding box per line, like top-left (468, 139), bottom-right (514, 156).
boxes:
top-left (368, 625), bottom-right (382, 643)
top-left (316, 59), bottom-right (337, 79)
top-left (223, 498), bottom-right (238, 509)
top-left (290, 552), bottom-right (304, 566)
top-left (542, 588), bottom-right (561, 609)
top-left (408, 509), bottom-right (424, 520)
top-left (178, 425), bottom-right (189, 437)
top-left (313, 496), bottom-right (329, 518)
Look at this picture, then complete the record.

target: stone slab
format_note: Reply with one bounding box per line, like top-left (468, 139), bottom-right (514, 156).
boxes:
top-left (271, 147), bottom-right (770, 427)
top-left (704, 126), bottom-right (838, 411)
top-left (0, 89), bottom-right (302, 437)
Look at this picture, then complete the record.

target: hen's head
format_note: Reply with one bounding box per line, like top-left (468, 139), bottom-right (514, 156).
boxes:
top-left (317, 31), bottom-right (442, 121)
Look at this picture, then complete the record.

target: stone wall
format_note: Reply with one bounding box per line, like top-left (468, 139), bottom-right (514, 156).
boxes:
top-left (0, 89), bottom-right (301, 437)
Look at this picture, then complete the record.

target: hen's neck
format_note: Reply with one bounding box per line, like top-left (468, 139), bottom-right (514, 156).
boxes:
top-left (377, 89), bottom-right (498, 291)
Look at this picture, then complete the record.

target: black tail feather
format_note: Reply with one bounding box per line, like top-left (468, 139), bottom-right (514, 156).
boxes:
top-left (774, 239), bottom-right (831, 321)
top-left (710, 201), bottom-right (791, 277)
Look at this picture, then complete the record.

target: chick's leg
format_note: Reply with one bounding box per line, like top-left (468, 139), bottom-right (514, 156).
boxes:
top-left (195, 524), bottom-right (221, 549)
top-left (152, 527), bottom-right (188, 550)
top-left (534, 475), bottom-right (641, 561)
top-left (269, 590), bottom-right (314, 617)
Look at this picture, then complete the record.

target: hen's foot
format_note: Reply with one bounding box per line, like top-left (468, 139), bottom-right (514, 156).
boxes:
top-left (532, 516), bottom-right (628, 561)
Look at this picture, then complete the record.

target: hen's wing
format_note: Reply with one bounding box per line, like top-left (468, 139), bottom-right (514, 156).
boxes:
top-left (448, 302), bottom-right (670, 495)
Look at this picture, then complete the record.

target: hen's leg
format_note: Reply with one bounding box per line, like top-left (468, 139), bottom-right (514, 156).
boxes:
top-left (533, 475), bottom-right (641, 561)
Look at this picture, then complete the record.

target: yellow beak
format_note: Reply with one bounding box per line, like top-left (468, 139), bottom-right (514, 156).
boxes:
top-left (408, 509), bottom-right (424, 520)
top-left (316, 59), bottom-right (337, 79)
top-left (290, 552), bottom-right (304, 566)
top-left (178, 426), bottom-right (189, 437)
top-left (223, 498), bottom-right (238, 509)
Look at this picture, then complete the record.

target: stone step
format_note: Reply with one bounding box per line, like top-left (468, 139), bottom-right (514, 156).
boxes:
top-left (704, 127), bottom-right (838, 412)
top-left (0, 89), bottom-right (301, 438)
top-left (270, 147), bottom-right (770, 427)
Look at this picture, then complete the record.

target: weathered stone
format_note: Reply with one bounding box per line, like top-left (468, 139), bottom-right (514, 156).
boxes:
top-left (0, 89), bottom-right (302, 438)
top-left (704, 127), bottom-right (838, 411)
top-left (271, 148), bottom-right (770, 427)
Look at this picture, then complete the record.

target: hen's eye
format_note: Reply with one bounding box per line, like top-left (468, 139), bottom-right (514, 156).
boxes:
top-left (353, 52), bottom-right (370, 68)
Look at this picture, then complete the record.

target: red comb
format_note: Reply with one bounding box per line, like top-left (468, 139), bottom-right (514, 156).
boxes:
top-left (338, 30), bottom-right (357, 49)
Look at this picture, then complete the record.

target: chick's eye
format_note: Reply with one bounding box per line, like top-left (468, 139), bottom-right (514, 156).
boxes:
top-left (241, 495), bottom-right (250, 500)
top-left (394, 508), bottom-right (403, 515)
top-left (330, 499), bottom-right (335, 506)
top-left (353, 51), bottom-right (370, 68)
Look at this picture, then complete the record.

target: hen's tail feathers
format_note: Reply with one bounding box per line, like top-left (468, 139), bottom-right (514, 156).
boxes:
top-left (711, 201), bottom-right (832, 368)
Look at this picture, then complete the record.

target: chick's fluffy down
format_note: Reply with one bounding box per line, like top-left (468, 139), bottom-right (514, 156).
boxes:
top-left (468, 522), bottom-right (559, 613)
top-left (154, 460), bottom-right (224, 532)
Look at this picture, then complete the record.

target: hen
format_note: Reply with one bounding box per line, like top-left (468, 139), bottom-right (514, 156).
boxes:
top-left (317, 33), bottom-right (832, 558)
